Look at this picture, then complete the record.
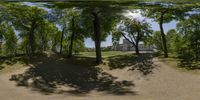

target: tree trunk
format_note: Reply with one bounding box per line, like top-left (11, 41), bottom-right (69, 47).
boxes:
top-left (195, 40), bottom-right (198, 61)
top-left (29, 24), bottom-right (35, 58)
top-left (135, 42), bottom-right (139, 55)
top-left (42, 33), bottom-right (47, 51)
top-left (60, 26), bottom-right (65, 54)
top-left (92, 12), bottom-right (102, 64)
top-left (68, 17), bottom-right (75, 58)
top-left (0, 42), bottom-right (2, 54)
top-left (159, 12), bottom-right (168, 58)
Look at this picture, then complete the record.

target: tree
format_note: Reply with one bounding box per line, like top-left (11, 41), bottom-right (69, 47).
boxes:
top-left (177, 14), bottom-right (200, 61)
top-left (166, 29), bottom-right (179, 53)
top-left (3, 24), bottom-right (18, 55)
top-left (0, 24), bottom-right (5, 55)
top-left (146, 31), bottom-right (163, 52)
top-left (53, 8), bottom-right (83, 57)
top-left (66, 9), bottom-right (82, 57)
top-left (8, 4), bottom-right (47, 58)
top-left (81, 5), bottom-right (121, 64)
top-left (143, 5), bottom-right (188, 57)
top-left (116, 18), bottom-right (152, 55)
top-left (49, 25), bottom-right (61, 53)
top-left (35, 21), bottom-right (57, 52)
top-left (0, 3), bottom-right (9, 55)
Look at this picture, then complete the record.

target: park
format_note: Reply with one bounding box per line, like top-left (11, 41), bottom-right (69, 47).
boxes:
top-left (0, 0), bottom-right (200, 100)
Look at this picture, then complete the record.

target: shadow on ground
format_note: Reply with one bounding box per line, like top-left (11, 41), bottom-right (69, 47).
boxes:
top-left (10, 55), bottom-right (135, 95)
top-left (178, 59), bottom-right (200, 70)
top-left (0, 65), bottom-right (5, 70)
top-left (108, 53), bottom-right (157, 75)
top-left (0, 54), bottom-right (28, 66)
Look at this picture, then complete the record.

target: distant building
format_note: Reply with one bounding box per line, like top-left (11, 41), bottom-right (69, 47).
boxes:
top-left (113, 39), bottom-right (154, 51)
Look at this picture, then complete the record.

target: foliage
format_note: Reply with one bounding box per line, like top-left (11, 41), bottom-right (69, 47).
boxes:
top-left (176, 14), bottom-right (200, 62)
top-left (0, 2), bottom-right (199, 66)
top-left (80, 5), bottom-right (122, 42)
top-left (8, 4), bottom-right (48, 54)
top-left (3, 24), bottom-right (18, 55)
top-left (53, 8), bottom-right (86, 54)
top-left (114, 17), bottom-right (152, 54)
top-left (166, 29), bottom-right (179, 53)
top-left (147, 31), bottom-right (163, 52)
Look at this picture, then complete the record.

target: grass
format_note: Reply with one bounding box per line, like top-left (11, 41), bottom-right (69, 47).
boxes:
top-left (78, 51), bottom-right (133, 58)
top-left (0, 62), bottom-right (26, 74)
top-left (158, 54), bottom-right (200, 74)
top-left (74, 51), bottom-right (135, 70)
top-left (0, 51), bottom-right (133, 73)
top-left (0, 51), bottom-right (155, 77)
top-left (0, 56), bottom-right (27, 74)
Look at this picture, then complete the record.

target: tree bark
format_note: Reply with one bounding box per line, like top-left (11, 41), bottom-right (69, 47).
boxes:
top-left (0, 42), bottom-right (2, 54)
top-left (135, 42), bottom-right (139, 55)
top-left (29, 23), bottom-right (35, 57)
top-left (92, 12), bottom-right (102, 64)
top-left (60, 26), bottom-right (65, 54)
top-left (121, 32), bottom-right (140, 55)
top-left (159, 12), bottom-right (168, 58)
top-left (68, 17), bottom-right (75, 58)
top-left (195, 40), bottom-right (198, 61)
top-left (41, 33), bottom-right (47, 51)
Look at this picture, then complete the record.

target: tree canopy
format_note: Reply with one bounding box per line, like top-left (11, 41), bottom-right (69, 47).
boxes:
top-left (0, 1), bottom-right (199, 64)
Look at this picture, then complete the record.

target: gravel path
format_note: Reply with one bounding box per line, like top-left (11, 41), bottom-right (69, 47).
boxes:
top-left (0, 58), bottom-right (200, 100)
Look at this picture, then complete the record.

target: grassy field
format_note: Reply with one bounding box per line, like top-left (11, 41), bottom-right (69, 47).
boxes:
top-left (77, 51), bottom-right (133, 58)
top-left (0, 51), bottom-right (135, 73)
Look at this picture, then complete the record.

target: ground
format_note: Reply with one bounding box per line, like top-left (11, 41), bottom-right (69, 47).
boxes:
top-left (0, 52), bottom-right (200, 100)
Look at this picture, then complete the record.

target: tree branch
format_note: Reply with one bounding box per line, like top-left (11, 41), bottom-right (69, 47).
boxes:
top-left (121, 32), bottom-right (136, 47)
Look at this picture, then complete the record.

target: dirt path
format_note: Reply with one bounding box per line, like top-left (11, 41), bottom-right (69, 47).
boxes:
top-left (0, 58), bottom-right (200, 100)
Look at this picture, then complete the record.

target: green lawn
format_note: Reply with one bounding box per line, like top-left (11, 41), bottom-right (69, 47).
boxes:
top-left (77, 51), bottom-right (133, 58)
top-left (0, 51), bottom-right (133, 73)
top-left (0, 51), bottom-right (152, 74)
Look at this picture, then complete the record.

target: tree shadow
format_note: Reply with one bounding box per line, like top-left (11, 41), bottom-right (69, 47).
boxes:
top-left (0, 54), bottom-right (26, 65)
top-left (10, 55), bottom-right (136, 95)
top-left (108, 53), bottom-right (157, 75)
top-left (178, 59), bottom-right (200, 70)
top-left (0, 65), bottom-right (5, 70)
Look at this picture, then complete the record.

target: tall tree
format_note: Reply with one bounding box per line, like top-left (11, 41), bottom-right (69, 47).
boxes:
top-left (177, 14), bottom-right (200, 61)
top-left (66, 9), bottom-right (82, 57)
top-left (0, 3), bottom-right (9, 55)
top-left (8, 4), bottom-right (47, 58)
top-left (54, 8), bottom-right (82, 56)
top-left (3, 24), bottom-right (18, 55)
top-left (53, 2), bottom-right (123, 64)
top-left (81, 6), bottom-right (121, 64)
top-left (35, 21), bottom-right (56, 52)
top-left (143, 5), bottom-right (189, 57)
top-left (115, 18), bottom-right (152, 55)
top-left (0, 24), bottom-right (5, 55)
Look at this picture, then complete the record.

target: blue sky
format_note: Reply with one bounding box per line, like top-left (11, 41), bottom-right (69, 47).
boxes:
top-left (24, 2), bottom-right (177, 48)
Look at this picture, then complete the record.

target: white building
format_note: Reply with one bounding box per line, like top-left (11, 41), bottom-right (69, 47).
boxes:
top-left (114, 39), bottom-right (154, 51)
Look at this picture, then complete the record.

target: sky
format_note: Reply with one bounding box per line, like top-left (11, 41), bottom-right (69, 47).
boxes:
top-left (23, 2), bottom-right (177, 48)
